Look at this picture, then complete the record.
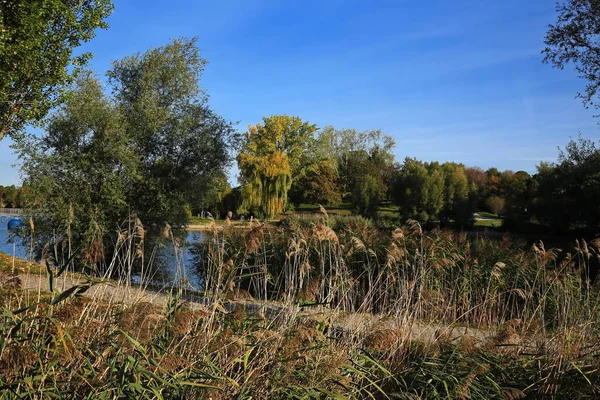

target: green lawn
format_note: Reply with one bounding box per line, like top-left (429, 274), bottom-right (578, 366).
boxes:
top-left (473, 219), bottom-right (504, 228)
top-left (476, 211), bottom-right (500, 218)
top-left (291, 203), bottom-right (352, 215)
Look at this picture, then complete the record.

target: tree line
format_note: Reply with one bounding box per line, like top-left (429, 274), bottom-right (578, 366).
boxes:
top-left (203, 116), bottom-right (596, 235)
top-left (0, 185), bottom-right (29, 209)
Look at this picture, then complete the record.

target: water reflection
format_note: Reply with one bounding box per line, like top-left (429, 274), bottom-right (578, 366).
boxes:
top-left (132, 231), bottom-right (204, 290)
top-left (0, 216), bottom-right (203, 290)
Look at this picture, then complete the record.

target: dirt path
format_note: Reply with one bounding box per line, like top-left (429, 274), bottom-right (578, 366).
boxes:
top-left (16, 271), bottom-right (497, 345)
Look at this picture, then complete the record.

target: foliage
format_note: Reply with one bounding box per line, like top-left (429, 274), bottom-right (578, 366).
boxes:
top-left (392, 159), bottom-right (474, 225)
top-left (440, 162), bottom-right (470, 224)
top-left (187, 171), bottom-right (232, 218)
top-left (17, 38), bottom-right (235, 267)
top-left (317, 127), bottom-right (395, 197)
top-left (107, 37), bottom-right (235, 226)
top-left (237, 115), bottom-right (318, 219)
top-left (288, 161), bottom-right (342, 207)
top-left (393, 158), bottom-right (442, 221)
top-left (0, 185), bottom-right (30, 208)
top-left (0, 0), bottom-right (113, 141)
top-left (543, 0), bottom-right (600, 109)
top-left (340, 149), bottom-right (390, 217)
top-left (315, 126), bottom-right (395, 168)
top-left (486, 196), bottom-right (506, 216)
top-left (17, 73), bottom-right (130, 263)
top-left (532, 135), bottom-right (600, 232)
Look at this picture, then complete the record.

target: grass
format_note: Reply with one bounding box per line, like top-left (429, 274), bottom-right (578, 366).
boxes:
top-left (474, 218), bottom-right (504, 228)
top-left (1, 217), bottom-right (600, 398)
top-left (291, 203), bottom-right (353, 215)
top-left (476, 211), bottom-right (501, 218)
top-left (378, 209), bottom-right (400, 219)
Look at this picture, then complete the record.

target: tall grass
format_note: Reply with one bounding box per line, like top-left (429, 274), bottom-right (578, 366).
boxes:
top-left (202, 216), bottom-right (600, 332)
top-left (0, 215), bottom-right (599, 398)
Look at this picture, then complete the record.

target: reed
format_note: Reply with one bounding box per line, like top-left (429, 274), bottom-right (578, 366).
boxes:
top-left (0, 215), bottom-right (599, 398)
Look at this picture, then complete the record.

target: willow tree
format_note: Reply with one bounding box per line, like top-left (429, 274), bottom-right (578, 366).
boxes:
top-left (237, 115), bottom-right (317, 219)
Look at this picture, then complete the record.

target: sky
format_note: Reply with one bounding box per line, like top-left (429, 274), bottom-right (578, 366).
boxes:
top-left (1, 0), bottom-right (599, 186)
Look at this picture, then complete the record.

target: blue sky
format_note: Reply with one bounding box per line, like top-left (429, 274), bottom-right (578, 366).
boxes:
top-left (1, 0), bottom-right (598, 185)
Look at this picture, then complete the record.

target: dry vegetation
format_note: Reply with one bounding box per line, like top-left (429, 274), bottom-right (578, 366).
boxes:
top-left (1, 213), bottom-right (600, 398)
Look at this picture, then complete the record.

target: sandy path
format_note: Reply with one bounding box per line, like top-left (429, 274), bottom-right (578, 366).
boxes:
top-left (16, 271), bottom-right (497, 345)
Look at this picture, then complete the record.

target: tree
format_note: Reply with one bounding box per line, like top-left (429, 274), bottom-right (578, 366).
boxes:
top-left (187, 171), bottom-right (232, 218)
top-left (0, 0), bottom-right (113, 140)
top-left (543, 0), bottom-right (600, 110)
top-left (288, 161), bottom-right (342, 207)
top-left (440, 163), bottom-right (471, 225)
top-left (391, 160), bottom-right (475, 226)
top-left (19, 73), bottom-right (132, 257)
top-left (316, 127), bottom-right (395, 196)
top-left (0, 185), bottom-right (18, 208)
top-left (463, 167), bottom-right (490, 211)
top-left (392, 159), bottom-right (444, 222)
top-left (532, 136), bottom-right (600, 232)
top-left (237, 115), bottom-right (318, 219)
top-left (334, 147), bottom-right (391, 217)
top-left (486, 196), bottom-right (506, 216)
top-left (108, 37), bottom-right (235, 226)
top-left (500, 170), bottom-right (532, 215)
top-left (352, 174), bottom-right (384, 217)
top-left (18, 38), bottom-right (235, 265)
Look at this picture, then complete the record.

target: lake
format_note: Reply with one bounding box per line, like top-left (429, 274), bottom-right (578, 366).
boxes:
top-left (0, 216), bottom-right (205, 289)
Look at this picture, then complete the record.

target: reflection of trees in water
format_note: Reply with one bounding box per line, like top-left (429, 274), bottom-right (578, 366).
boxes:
top-left (0, 228), bottom-right (29, 260)
top-left (0, 222), bottom-right (204, 289)
top-left (132, 232), bottom-right (204, 290)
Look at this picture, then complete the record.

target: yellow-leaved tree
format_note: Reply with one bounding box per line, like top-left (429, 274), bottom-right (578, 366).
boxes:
top-left (237, 115), bottom-right (317, 219)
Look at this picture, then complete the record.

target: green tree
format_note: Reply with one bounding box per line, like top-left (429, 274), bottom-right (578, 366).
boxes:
top-left (340, 148), bottom-right (391, 217)
top-left (543, 0), bottom-right (600, 110)
top-left (288, 161), bottom-right (342, 207)
top-left (532, 136), bottom-right (600, 232)
top-left (464, 167), bottom-right (490, 210)
top-left (18, 72), bottom-right (130, 261)
top-left (3, 185), bottom-right (18, 208)
top-left (316, 127), bottom-right (395, 196)
top-left (439, 163), bottom-right (472, 226)
top-left (237, 115), bottom-right (318, 219)
top-left (486, 196), bottom-right (506, 217)
top-left (18, 39), bottom-right (235, 265)
top-left (0, 0), bottom-right (113, 140)
top-left (188, 172), bottom-right (232, 218)
top-left (108, 37), bottom-right (235, 226)
top-left (353, 174), bottom-right (384, 217)
top-left (392, 159), bottom-right (444, 222)
top-left (500, 170), bottom-right (532, 215)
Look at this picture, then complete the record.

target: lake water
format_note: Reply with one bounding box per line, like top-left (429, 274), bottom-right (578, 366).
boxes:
top-left (0, 216), bottom-right (204, 289)
top-left (0, 216), bottom-right (30, 259)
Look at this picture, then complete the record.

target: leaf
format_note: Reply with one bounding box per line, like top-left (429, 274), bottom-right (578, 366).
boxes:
top-left (55, 245), bottom-right (81, 278)
top-left (570, 362), bottom-right (592, 385)
top-left (45, 257), bottom-right (54, 293)
top-left (50, 280), bottom-right (96, 305)
top-left (50, 284), bottom-right (82, 305)
top-left (180, 381), bottom-right (221, 389)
